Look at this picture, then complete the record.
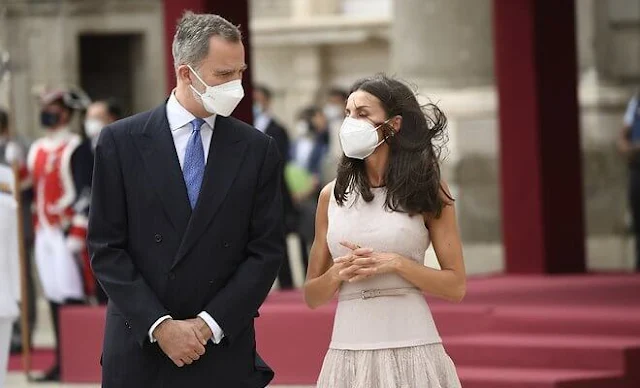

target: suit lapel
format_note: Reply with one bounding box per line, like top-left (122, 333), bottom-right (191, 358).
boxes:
top-left (172, 116), bottom-right (247, 268)
top-left (132, 104), bottom-right (191, 235)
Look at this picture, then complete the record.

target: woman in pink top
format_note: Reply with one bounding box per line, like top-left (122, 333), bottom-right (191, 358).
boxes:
top-left (304, 74), bottom-right (465, 388)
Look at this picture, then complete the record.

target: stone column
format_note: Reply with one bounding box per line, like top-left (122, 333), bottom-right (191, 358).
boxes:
top-left (391, 0), bottom-right (493, 89)
top-left (391, 0), bottom-right (502, 274)
top-left (4, 3), bottom-right (71, 140)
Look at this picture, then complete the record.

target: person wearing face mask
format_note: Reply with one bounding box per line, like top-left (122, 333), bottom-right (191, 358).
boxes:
top-left (304, 74), bottom-right (465, 387)
top-left (618, 89), bottom-right (640, 271)
top-left (88, 12), bottom-right (284, 388)
top-left (252, 85), bottom-right (301, 289)
top-left (84, 99), bottom-right (122, 150)
top-left (26, 89), bottom-right (94, 382)
top-left (322, 88), bottom-right (348, 183)
top-left (290, 106), bottom-right (330, 258)
top-left (323, 88), bottom-right (348, 130)
top-left (80, 99), bottom-right (122, 305)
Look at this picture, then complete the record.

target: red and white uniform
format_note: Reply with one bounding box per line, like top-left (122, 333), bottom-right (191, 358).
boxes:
top-left (27, 129), bottom-right (89, 303)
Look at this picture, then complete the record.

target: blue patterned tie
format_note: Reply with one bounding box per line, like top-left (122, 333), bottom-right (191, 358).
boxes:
top-left (183, 118), bottom-right (206, 209)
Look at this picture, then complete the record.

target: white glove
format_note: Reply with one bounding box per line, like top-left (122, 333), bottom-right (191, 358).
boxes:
top-left (66, 236), bottom-right (85, 255)
top-left (4, 141), bottom-right (24, 165)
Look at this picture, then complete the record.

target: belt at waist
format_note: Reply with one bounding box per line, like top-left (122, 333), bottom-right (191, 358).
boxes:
top-left (338, 287), bottom-right (422, 301)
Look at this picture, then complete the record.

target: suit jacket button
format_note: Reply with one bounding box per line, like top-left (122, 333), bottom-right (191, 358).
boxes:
top-left (223, 241), bottom-right (230, 248)
top-left (154, 234), bottom-right (162, 243)
top-left (168, 272), bottom-right (176, 280)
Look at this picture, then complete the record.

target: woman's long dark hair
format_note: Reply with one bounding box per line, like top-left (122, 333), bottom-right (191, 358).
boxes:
top-left (334, 73), bottom-right (451, 218)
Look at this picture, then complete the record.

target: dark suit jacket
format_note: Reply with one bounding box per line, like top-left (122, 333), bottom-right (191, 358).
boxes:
top-left (88, 103), bottom-right (285, 387)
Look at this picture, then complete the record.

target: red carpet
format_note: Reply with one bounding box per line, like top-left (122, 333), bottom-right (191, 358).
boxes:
top-left (8, 348), bottom-right (55, 372)
top-left (12, 274), bottom-right (640, 387)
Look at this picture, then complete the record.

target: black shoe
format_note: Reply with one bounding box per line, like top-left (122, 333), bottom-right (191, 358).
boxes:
top-left (34, 365), bottom-right (60, 382)
top-left (9, 342), bottom-right (21, 355)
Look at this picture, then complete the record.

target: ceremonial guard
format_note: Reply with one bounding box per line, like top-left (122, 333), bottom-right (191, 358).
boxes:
top-left (27, 89), bottom-right (93, 382)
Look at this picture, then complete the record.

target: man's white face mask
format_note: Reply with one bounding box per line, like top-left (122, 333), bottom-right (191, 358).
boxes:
top-left (84, 118), bottom-right (105, 140)
top-left (188, 65), bottom-right (245, 117)
top-left (323, 104), bottom-right (344, 122)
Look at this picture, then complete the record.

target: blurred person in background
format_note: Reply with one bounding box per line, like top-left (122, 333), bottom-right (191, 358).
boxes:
top-left (253, 85), bottom-right (300, 288)
top-left (84, 99), bottom-right (122, 150)
top-left (322, 88), bottom-right (348, 184)
top-left (618, 89), bottom-right (640, 271)
top-left (83, 99), bottom-right (122, 304)
top-left (291, 106), bottom-right (330, 255)
top-left (0, 164), bottom-right (21, 388)
top-left (323, 88), bottom-right (348, 130)
top-left (0, 108), bottom-right (37, 356)
top-left (304, 74), bottom-right (464, 387)
top-left (27, 89), bottom-right (94, 382)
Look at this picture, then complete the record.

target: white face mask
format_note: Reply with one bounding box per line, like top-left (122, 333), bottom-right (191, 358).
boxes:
top-left (188, 65), bottom-right (244, 117)
top-left (323, 104), bottom-right (343, 121)
top-left (339, 117), bottom-right (390, 160)
top-left (84, 118), bottom-right (105, 139)
top-left (295, 120), bottom-right (310, 137)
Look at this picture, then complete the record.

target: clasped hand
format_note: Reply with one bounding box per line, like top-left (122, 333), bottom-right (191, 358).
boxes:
top-left (331, 241), bottom-right (401, 283)
top-left (154, 318), bottom-right (213, 367)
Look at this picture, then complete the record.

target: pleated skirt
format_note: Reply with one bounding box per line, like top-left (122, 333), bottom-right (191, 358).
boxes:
top-left (316, 343), bottom-right (461, 388)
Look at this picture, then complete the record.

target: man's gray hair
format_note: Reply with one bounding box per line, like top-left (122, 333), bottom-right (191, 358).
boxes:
top-left (172, 12), bottom-right (242, 70)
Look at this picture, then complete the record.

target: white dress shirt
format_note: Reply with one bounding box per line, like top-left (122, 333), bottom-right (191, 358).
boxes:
top-left (253, 112), bottom-right (271, 134)
top-left (625, 96), bottom-right (638, 127)
top-left (147, 92), bottom-right (224, 344)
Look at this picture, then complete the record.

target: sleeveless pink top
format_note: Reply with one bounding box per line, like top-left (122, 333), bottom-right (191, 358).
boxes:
top-left (326, 185), bottom-right (442, 350)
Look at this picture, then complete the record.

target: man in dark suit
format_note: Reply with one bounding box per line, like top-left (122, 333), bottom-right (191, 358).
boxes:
top-left (253, 85), bottom-right (303, 288)
top-left (88, 12), bottom-right (285, 387)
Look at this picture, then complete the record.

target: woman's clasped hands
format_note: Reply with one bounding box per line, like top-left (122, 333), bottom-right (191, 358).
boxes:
top-left (331, 241), bottom-right (402, 283)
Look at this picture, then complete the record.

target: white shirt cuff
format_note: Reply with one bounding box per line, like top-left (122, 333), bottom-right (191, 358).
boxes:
top-left (148, 315), bottom-right (172, 343)
top-left (198, 311), bottom-right (225, 344)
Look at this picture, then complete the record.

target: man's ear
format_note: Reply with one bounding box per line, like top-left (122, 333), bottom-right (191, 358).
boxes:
top-left (177, 65), bottom-right (192, 85)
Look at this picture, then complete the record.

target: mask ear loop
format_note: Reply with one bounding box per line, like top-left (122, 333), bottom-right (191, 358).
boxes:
top-left (187, 65), bottom-right (208, 97)
top-left (376, 118), bottom-right (396, 142)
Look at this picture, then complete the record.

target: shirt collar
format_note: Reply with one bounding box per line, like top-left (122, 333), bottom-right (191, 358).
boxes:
top-left (46, 127), bottom-right (72, 140)
top-left (254, 112), bottom-right (271, 133)
top-left (166, 91), bottom-right (216, 131)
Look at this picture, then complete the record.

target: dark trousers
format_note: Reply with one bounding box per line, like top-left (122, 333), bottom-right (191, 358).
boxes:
top-left (630, 169), bottom-right (640, 270)
top-left (276, 232), bottom-right (310, 289)
top-left (277, 243), bottom-right (294, 289)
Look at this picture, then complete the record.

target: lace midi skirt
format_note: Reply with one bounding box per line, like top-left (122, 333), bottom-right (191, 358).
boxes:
top-left (316, 343), bottom-right (461, 388)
